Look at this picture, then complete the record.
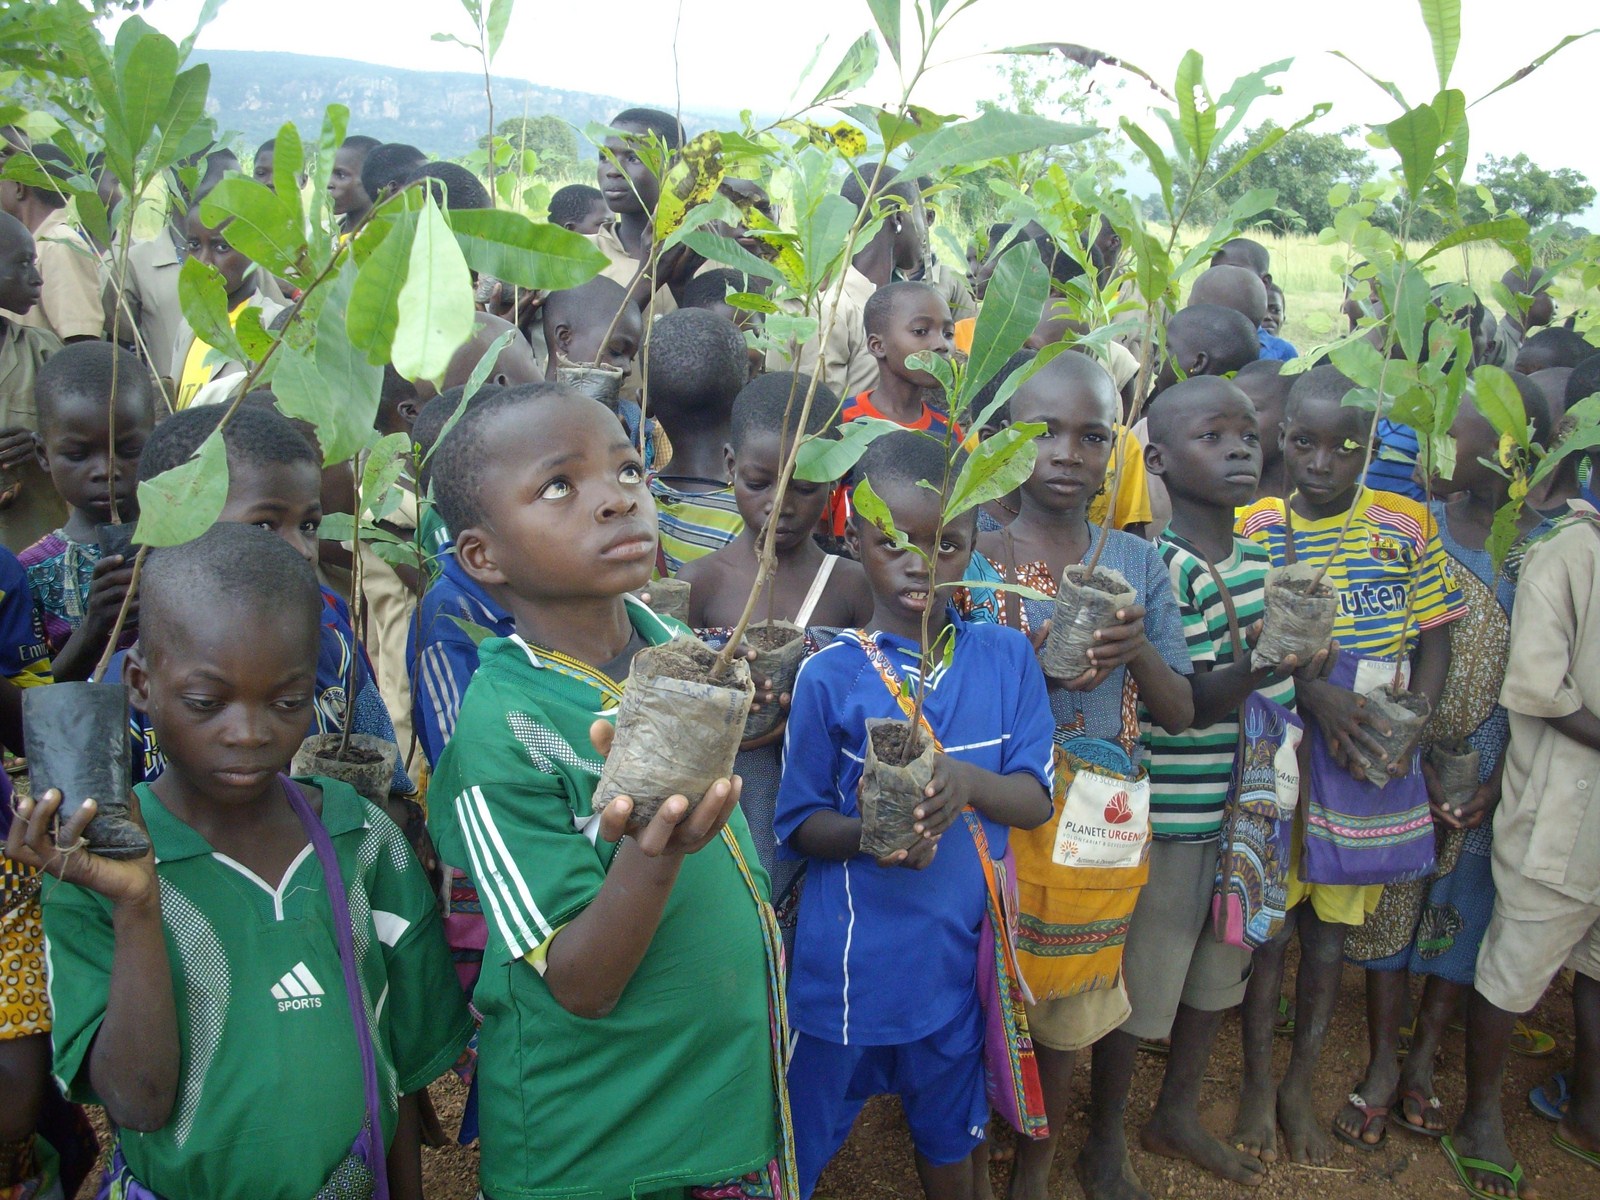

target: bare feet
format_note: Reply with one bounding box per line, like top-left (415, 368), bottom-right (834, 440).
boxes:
top-left (1277, 1077), bottom-right (1334, 1165)
top-left (1073, 1140), bottom-right (1151, 1200)
top-left (1232, 1076), bottom-right (1279, 1163)
top-left (1141, 1107), bottom-right (1265, 1186)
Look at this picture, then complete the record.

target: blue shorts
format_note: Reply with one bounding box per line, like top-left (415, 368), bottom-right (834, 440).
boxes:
top-left (787, 994), bottom-right (987, 1198)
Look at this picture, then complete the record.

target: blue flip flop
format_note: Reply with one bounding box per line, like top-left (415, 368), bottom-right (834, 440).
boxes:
top-left (1528, 1071), bottom-right (1570, 1122)
top-left (1441, 1135), bottom-right (1526, 1199)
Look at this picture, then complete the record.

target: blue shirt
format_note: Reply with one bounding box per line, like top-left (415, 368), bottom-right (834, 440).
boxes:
top-left (408, 547), bottom-right (515, 767)
top-left (110, 587), bottom-right (413, 794)
top-left (774, 612), bottom-right (1055, 1046)
top-left (1258, 329), bottom-right (1298, 361)
top-left (1365, 419), bottom-right (1425, 501)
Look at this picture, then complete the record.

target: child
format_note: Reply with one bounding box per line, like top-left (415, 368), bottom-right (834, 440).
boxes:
top-left (960, 351), bottom-right (1194, 1200)
top-left (646, 307), bottom-right (751, 574)
top-left (171, 199), bottom-right (288, 408)
top-left (777, 429), bottom-right (1055, 1200)
top-left (330, 134), bottom-right (380, 232)
top-left (408, 162), bottom-right (491, 212)
top-left (1188, 264), bottom-right (1297, 362)
top-left (1373, 381), bottom-right (1557, 1141)
top-left (410, 385), bottom-right (481, 580)
top-left (0, 150), bottom-right (103, 344)
top-left (424, 384), bottom-right (787, 1199)
top-left (251, 137), bottom-right (276, 186)
top-left (118, 403), bottom-right (414, 797)
top-left (1235, 365), bottom-right (1462, 1164)
top-left (1515, 326), bottom-right (1596, 375)
top-left (548, 183), bottom-right (609, 234)
top-left (361, 142), bottom-right (426, 208)
top-left (823, 281), bottom-right (956, 540)
top-left (594, 107), bottom-right (689, 314)
top-left (678, 372), bottom-right (873, 945)
top-left (765, 164), bottom-right (923, 400)
top-left (540, 275), bottom-right (642, 381)
top-left (1235, 359), bottom-right (1292, 500)
top-left (683, 269), bottom-right (768, 383)
top-left (9, 522), bottom-right (471, 1200)
top-left (1445, 494), bottom-right (1600, 1199)
top-left (0, 210), bottom-right (64, 553)
top-left (1264, 282), bottom-right (1287, 339)
top-left (1112, 378), bottom-right (1314, 1189)
top-left (20, 342), bottom-right (152, 681)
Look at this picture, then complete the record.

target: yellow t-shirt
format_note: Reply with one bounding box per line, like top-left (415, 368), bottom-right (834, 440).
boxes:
top-left (176, 299), bottom-right (250, 410)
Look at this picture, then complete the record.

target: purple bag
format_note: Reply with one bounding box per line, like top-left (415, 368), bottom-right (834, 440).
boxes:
top-left (99, 777), bottom-right (389, 1200)
top-left (1213, 692), bottom-right (1303, 948)
top-left (1301, 656), bottom-right (1435, 886)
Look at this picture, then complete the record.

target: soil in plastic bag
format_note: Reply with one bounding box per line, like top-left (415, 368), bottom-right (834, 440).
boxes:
top-left (634, 578), bottom-right (691, 624)
top-left (1252, 563), bottom-right (1338, 671)
top-left (593, 636), bottom-right (754, 824)
top-left (22, 681), bottom-right (148, 859)
top-left (556, 360), bottom-right (625, 410)
top-left (1428, 741), bottom-right (1481, 809)
top-left (1039, 564), bottom-right (1135, 681)
top-left (858, 717), bottom-right (936, 859)
top-left (1360, 687), bottom-right (1432, 787)
top-left (292, 732), bottom-right (398, 807)
top-left (742, 620), bottom-right (806, 739)
top-left (96, 522), bottom-right (136, 561)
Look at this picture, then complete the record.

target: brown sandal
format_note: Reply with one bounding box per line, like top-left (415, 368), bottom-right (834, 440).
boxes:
top-left (1332, 1091), bottom-right (1390, 1150)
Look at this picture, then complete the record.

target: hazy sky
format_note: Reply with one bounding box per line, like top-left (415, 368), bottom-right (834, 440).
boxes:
top-left (127, 0), bottom-right (1599, 212)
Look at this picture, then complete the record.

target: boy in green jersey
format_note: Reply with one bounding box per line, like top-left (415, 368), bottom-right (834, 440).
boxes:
top-left (9, 524), bottom-right (471, 1200)
top-left (425, 383), bottom-right (789, 1200)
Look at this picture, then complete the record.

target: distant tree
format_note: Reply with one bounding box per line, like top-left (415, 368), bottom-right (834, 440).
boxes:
top-left (482, 115), bottom-right (578, 174)
top-left (1179, 122), bottom-right (1375, 233)
top-left (978, 55), bottom-right (1124, 183)
top-left (1465, 153), bottom-right (1595, 228)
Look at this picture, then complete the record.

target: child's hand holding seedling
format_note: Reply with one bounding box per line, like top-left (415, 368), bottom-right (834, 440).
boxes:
top-left (1422, 758), bottom-right (1499, 830)
top-left (85, 552), bottom-right (139, 638)
top-left (876, 836), bottom-right (938, 871)
top-left (6, 788), bottom-right (157, 908)
top-left (1243, 618), bottom-right (1337, 681)
top-left (1055, 603), bottom-right (1148, 692)
top-left (589, 718), bottom-right (743, 856)
top-left (1297, 678), bottom-right (1393, 780)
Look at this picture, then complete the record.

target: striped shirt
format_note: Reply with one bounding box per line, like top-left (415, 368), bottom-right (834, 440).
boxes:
top-left (1145, 534), bottom-right (1296, 839)
top-left (1236, 487), bottom-right (1464, 659)
top-left (649, 476), bottom-right (744, 577)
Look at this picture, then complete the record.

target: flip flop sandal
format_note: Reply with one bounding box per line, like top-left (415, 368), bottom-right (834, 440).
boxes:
top-left (1552, 1129), bottom-right (1600, 1169)
top-left (1395, 1087), bottom-right (1446, 1139)
top-left (1510, 1019), bottom-right (1557, 1059)
top-left (1528, 1071), bottom-right (1570, 1122)
top-left (1441, 1135), bottom-right (1527, 1199)
top-left (1275, 994), bottom-right (1295, 1037)
top-left (1137, 1037), bottom-right (1171, 1056)
top-left (1332, 1091), bottom-right (1389, 1151)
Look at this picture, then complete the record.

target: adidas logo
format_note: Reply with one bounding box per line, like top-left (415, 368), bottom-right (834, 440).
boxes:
top-left (271, 962), bottom-right (326, 1012)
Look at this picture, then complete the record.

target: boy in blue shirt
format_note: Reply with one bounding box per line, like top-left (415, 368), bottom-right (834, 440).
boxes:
top-left (776, 430), bottom-right (1056, 1200)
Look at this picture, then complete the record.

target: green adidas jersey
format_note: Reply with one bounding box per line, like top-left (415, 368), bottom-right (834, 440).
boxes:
top-left (428, 595), bottom-right (779, 1200)
top-left (1145, 534), bottom-right (1298, 839)
top-left (43, 776), bottom-right (472, 1200)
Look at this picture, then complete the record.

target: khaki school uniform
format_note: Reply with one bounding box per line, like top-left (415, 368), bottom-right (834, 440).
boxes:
top-left (1477, 503), bottom-right (1600, 1011)
top-left (6, 209), bottom-right (105, 342)
top-left (358, 487), bottom-right (422, 777)
top-left (588, 222), bottom-right (677, 318)
top-left (0, 321), bottom-right (65, 553)
top-left (764, 264), bottom-right (879, 402)
top-left (110, 231), bottom-right (184, 379)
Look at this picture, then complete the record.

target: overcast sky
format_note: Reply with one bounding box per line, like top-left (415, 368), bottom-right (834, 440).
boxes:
top-left (127, 0), bottom-right (1599, 214)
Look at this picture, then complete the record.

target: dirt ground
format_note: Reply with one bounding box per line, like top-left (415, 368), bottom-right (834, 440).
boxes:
top-left (74, 957), bottom-right (1591, 1200)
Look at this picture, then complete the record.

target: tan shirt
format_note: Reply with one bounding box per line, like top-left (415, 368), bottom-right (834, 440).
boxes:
top-left (8, 209), bottom-right (106, 342)
top-left (588, 223), bottom-right (677, 318)
top-left (1498, 502), bottom-right (1600, 907)
top-left (0, 320), bottom-right (65, 552)
top-left (110, 232), bottom-right (184, 379)
top-left (764, 264), bottom-right (879, 401)
top-left (358, 487), bottom-right (421, 776)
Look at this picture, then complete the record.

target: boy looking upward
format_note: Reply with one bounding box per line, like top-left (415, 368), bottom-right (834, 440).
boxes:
top-left (0, 211), bottom-right (64, 552)
top-left (644, 308), bottom-right (749, 574)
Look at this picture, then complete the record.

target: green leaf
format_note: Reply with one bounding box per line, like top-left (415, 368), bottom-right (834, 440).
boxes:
top-left (794, 417), bottom-right (902, 482)
top-left (315, 103), bottom-right (350, 198)
top-left (1213, 102), bottom-right (1333, 190)
top-left (348, 213), bottom-right (415, 364)
top-left (133, 429), bottom-right (229, 548)
top-left (811, 32), bottom-right (879, 107)
top-left (1417, 215), bottom-right (1530, 265)
top-left (199, 178), bottom-right (305, 277)
top-left (485, 0), bottom-right (515, 60)
top-left (945, 422), bottom-right (1044, 520)
top-left (866, 0), bottom-right (901, 66)
top-left (450, 208), bottom-right (608, 290)
top-left (894, 111), bottom-right (1098, 183)
top-left (1119, 118), bottom-right (1173, 216)
top-left (1530, 428), bottom-right (1600, 487)
top-left (1212, 58), bottom-right (1291, 147)
top-left (1418, 0), bottom-right (1461, 89)
top-left (176, 256), bottom-right (249, 364)
top-left (1393, 265), bottom-right (1428, 365)
top-left (233, 305), bottom-right (274, 362)
top-left (1174, 50), bottom-right (1216, 164)
top-left (448, 615), bottom-right (497, 646)
top-left (115, 20), bottom-right (178, 156)
top-left (674, 229), bottom-right (785, 285)
top-left (850, 476), bottom-right (907, 549)
top-left (1329, 50), bottom-right (1409, 109)
top-left (1471, 367), bottom-right (1529, 447)
top-left (1472, 29), bottom-right (1596, 106)
top-left (360, 431), bottom-right (413, 514)
top-left (958, 244), bottom-right (1049, 416)
top-left (906, 349), bottom-right (956, 395)
top-left (1386, 101), bottom-right (1442, 198)
top-left (273, 349), bottom-right (366, 466)
top-left (463, 328), bottom-right (517, 402)
top-left (146, 64), bottom-right (210, 180)
top-left (1485, 497), bottom-right (1522, 572)
top-left (273, 122), bottom-right (306, 234)
top-left (391, 198), bottom-right (475, 386)
top-left (311, 260), bottom-right (384, 461)
top-left (179, 0), bottom-right (227, 60)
